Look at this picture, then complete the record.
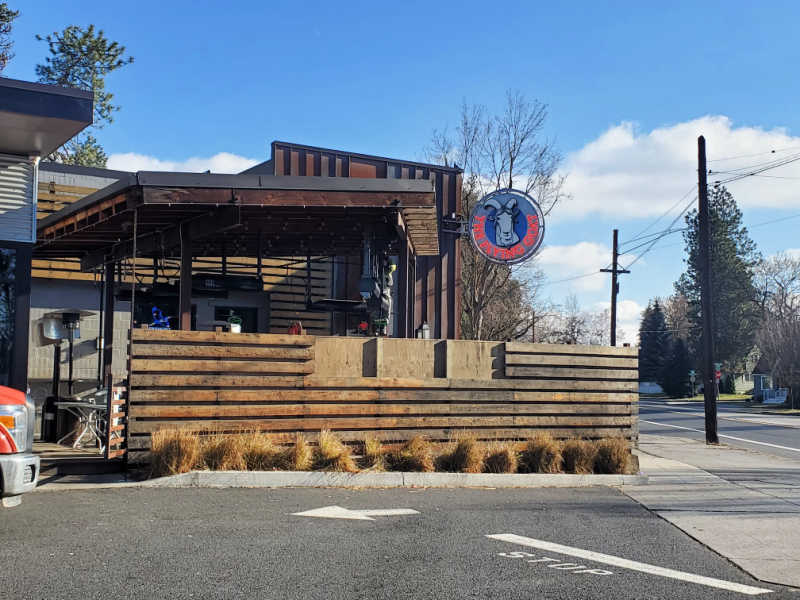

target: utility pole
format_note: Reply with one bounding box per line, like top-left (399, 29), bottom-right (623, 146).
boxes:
top-left (601, 229), bottom-right (629, 346)
top-left (698, 135), bottom-right (719, 444)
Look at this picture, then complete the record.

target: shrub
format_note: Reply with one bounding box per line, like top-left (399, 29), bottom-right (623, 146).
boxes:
top-left (386, 436), bottom-right (434, 472)
top-left (240, 431), bottom-right (279, 470)
top-left (313, 430), bottom-right (357, 472)
top-left (436, 437), bottom-right (484, 473)
top-left (201, 433), bottom-right (247, 471)
top-left (594, 438), bottom-right (631, 474)
top-left (561, 439), bottom-right (596, 474)
top-left (361, 436), bottom-right (386, 471)
top-left (518, 434), bottom-right (563, 474)
top-left (483, 442), bottom-right (518, 474)
top-left (149, 429), bottom-right (200, 477)
top-left (274, 434), bottom-right (313, 471)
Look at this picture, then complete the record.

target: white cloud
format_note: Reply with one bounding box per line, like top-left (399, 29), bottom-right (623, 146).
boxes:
top-left (559, 116), bottom-right (800, 220)
top-left (786, 248), bottom-right (800, 259)
top-left (593, 298), bottom-right (644, 346)
top-left (107, 152), bottom-right (260, 174)
top-left (537, 241), bottom-right (638, 292)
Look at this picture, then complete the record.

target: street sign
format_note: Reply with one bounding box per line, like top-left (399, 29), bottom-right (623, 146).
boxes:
top-left (469, 189), bottom-right (545, 265)
top-left (292, 505), bottom-right (420, 521)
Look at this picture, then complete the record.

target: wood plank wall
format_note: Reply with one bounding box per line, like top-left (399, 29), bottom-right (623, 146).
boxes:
top-left (127, 331), bottom-right (638, 455)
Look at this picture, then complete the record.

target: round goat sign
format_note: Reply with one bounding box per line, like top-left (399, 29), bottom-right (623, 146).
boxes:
top-left (469, 188), bottom-right (545, 264)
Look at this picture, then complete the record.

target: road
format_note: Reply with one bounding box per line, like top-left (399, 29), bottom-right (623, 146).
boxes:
top-left (1, 487), bottom-right (789, 599)
top-left (639, 400), bottom-right (800, 460)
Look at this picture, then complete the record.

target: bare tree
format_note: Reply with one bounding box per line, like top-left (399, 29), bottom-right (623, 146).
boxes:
top-left (755, 253), bottom-right (800, 406)
top-left (428, 92), bottom-right (567, 340)
top-left (663, 292), bottom-right (690, 343)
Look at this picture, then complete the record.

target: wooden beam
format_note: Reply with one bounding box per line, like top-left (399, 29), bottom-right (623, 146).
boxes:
top-left (179, 221), bottom-right (192, 331)
top-left (102, 259), bottom-right (115, 460)
top-left (80, 206), bottom-right (241, 271)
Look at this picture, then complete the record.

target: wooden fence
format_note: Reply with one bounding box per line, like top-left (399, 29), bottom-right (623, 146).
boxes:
top-left (126, 330), bottom-right (638, 456)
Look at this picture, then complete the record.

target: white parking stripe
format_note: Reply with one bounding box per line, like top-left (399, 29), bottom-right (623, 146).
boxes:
top-left (487, 534), bottom-right (773, 595)
top-left (640, 419), bottom-right (800, 453)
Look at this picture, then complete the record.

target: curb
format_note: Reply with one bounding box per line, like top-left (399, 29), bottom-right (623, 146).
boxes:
top-left (140, 470), bottom-right (648, 489)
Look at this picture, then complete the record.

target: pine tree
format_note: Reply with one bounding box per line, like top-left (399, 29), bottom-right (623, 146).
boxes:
top-left (675, 185), bottom-right (760, 372)
top-left (660, 338), bottom-right (691, 398)
top-left (638, 300), bottom-right (670, 382)
top-left (0, 2), bottom-right (19, 73)
top-left (35, 24), bottom-right (133, 166)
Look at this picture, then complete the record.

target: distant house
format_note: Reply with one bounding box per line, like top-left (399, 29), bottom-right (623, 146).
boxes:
top-left (728, 354), bottom-right (771, 398)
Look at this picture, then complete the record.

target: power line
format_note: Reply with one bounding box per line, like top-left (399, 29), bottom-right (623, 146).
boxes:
top-left (620, 227), bottom-right (687, 254)
top-left (712, 152), bottom-right (800, 185)
top-left (623, 185), bottom-right (697, 245)
top-left (708, 146), bottom-right (800, 162)
top-left (623, 195), bottom-right (697, 270)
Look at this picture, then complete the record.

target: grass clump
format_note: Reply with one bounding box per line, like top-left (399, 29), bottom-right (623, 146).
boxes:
top-left (561, 439), bottom-right (596, 474)
top-left (201, 433), bottom-right (247, 471)
top-left (386, 436), bottom-right (434, 472)
top-left (312, 430), bottom-right (357, 472)
top-left (361, 436), bottom-right (386, 471)
top-left (274, 434), bottom-right (313, 471)
top-left (149, 429), bottom-right (200, 477)
top-left (483, 442), bottom-right (519, 473)
top-left (594, 437), bottom-right (631, 474)
top-left (518, 434), bottom-right (563, 474)
top-left (436, 437), bottom-right (484, 473)
top-left (240, 431), bottom-right (279, 470)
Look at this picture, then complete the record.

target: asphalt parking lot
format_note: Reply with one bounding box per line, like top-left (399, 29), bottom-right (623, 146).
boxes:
top-left (1, 487), bottom-right (790, 599)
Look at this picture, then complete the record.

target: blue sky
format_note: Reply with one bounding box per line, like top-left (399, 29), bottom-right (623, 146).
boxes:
top-left (6, 1), bottom-right (800, 340)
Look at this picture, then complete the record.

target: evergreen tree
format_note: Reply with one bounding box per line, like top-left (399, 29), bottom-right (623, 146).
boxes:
top-left (675, 185), bottom-right (760, 373)
top-left (0, 2), bottom-right (19, 73)
top-left (660, 338), bottom-right (691, 398)
top-left (35, 24), bottom-right (133, 166)
top-left (638, 300), bottom-right (670, 382)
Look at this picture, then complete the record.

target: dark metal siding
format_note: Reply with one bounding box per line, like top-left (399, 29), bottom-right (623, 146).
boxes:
top-left (271, 141), bottom-right (462, 339)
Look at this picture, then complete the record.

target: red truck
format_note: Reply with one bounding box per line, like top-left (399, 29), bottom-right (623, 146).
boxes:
top-left (0, 386), bottom-right (39, 507)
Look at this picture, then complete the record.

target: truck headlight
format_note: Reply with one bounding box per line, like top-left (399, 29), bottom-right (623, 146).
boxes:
top-left (0, 404), bottom-right (28, 453)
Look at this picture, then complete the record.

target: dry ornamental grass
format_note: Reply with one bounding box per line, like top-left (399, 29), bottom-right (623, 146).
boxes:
top-left (273, 434), bottom-right (313, 471)
top-left (483, 442), bottom-right (519, 474)
top-left (201, 433), bottom-right (247, 471)
top-left (148, 429), bottom-right (633, 477)
top-left (594, 438), bottom-right (632, 474)
top-left (518, 434), bottom-right (563, 474)
top-left (149, 429), bottom-right (200, 477)
top-left (385, 436), bottom-right (435, 472)
top-left (436, 437), bottom-right (484, 473)
top-left (313, 430), bottom-right (358, 472)
top-left (361, 436), bottom-right (386, 471)
top-left (561, 439), bottom-right (596, 474)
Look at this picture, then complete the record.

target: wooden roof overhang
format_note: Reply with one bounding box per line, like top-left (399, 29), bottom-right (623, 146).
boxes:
top-left (34, 172), bottom-right (439, 269)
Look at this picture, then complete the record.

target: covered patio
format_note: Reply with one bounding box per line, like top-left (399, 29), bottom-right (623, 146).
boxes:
top-left (33, 171), bottom-right (439, 459)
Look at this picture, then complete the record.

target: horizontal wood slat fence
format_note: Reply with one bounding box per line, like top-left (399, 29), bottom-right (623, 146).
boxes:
top-left (127, 331), bottom-right (638, 455)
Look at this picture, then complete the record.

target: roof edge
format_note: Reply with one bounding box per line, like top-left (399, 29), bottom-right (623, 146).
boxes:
top-left (271, 140), bottom-right (464, 173)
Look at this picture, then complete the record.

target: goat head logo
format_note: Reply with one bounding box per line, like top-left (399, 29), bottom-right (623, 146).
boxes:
top-left (469, 189), bottom-right (545, 265)
top-left (484, 196), bottom-right (520, 247)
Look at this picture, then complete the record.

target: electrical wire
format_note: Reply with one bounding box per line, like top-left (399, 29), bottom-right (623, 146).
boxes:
top-left (623, 185), bottom-right (697, 245)
top-left (622, 195), bottom-right (697, 270)
top-left (620, 227), bottom-right (687, 254)
top-left (708, 146), bottom-right (800, 163)
top-left (712, 153), bottom-right (800, 185)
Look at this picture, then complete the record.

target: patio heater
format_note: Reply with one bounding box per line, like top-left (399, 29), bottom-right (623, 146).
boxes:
top-left (42, 310), bottom-right (95, 398)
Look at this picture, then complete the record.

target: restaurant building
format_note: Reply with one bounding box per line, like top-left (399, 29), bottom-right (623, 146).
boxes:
top-left (0, 77), bottom-right (92, 393)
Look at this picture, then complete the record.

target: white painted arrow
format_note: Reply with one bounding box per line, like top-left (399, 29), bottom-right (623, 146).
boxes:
top-left (292, 505), bottom-right (420, 521)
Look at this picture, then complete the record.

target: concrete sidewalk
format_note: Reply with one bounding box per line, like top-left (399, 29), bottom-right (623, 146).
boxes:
top-left (627, 434), bottom-right (800, 589)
